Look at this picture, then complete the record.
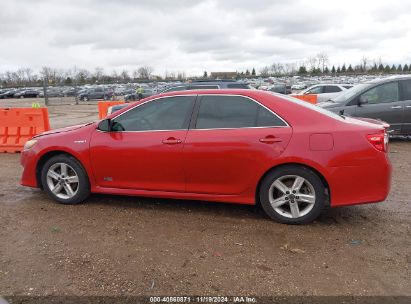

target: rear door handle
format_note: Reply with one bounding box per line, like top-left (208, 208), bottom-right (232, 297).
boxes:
top-left (259, 136), bottom-right (282, 144)
top-left (406, 105), bottom-right (411, 108)
top-left (391, 106), bottom-right (402, 109)
top-left (162, 137), bottom-right (182, 145)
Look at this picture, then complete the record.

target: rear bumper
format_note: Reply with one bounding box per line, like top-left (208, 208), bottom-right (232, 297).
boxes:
top-left (329, 154), bottom-right (391, 207)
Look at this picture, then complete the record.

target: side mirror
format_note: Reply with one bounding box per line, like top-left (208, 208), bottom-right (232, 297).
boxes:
top-left (358, 96), bottom-right (369, 106)
top-left (97, 119), bottom-right (111, 132)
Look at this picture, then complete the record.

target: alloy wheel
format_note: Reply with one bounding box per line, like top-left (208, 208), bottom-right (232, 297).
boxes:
top-left (46, 163), bottom-right (79, 200)
top-left (269, 175), bottom-right (316, 219)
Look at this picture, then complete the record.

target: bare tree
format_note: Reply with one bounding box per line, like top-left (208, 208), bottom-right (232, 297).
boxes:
top-left (176, 71), bottom-right (186, 80)
top-left (259, 66), bottom-right (270, 77)
top-left (361, 56), bottom-right (369, 72)
top-left (94, 67), bottom-right (104, 81)
top-left (111, 70), bottom-right (118, 80)
top-left (137, 66), bottom-right (154, 79)
top-left (270, 63), bottom-right (284, 76)
top-left (120, 69), bottom-right (130, 81)
top-left (284, 62), bottom-right (297, 75)
top-left (307, 56), bottom-right (318, 72)
top-left (316, 53), bottom-right (329, 72)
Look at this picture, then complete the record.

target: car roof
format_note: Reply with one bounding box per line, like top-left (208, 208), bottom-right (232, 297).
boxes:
top-left (365, 75), bottom-right (411, 84)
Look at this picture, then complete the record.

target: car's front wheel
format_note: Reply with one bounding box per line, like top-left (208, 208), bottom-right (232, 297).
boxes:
top-left (82, 96), bottom-right (88, 102)
top-left (41, 155), bottom-right (90, 204)
top-left (259, 165), bottom-right (326, 224)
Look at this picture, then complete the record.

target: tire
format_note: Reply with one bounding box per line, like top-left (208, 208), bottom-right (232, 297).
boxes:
top-left (41, 154), bottom-right (90, 205)
top-left (259, 165), bottom-right (325, 224)
top-left (83, 96), bottom-right (88, 102)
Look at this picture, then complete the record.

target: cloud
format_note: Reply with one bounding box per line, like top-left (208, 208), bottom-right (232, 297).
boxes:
top-left (0, 0), bottom-right (410, 76)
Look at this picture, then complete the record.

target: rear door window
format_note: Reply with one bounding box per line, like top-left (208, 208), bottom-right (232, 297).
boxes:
top-left (399, 80), bottom-right (411, 100)
top-left (324, 86), bottom-right (342, 93)
top-left (195, 95), bottom-right (286, 129)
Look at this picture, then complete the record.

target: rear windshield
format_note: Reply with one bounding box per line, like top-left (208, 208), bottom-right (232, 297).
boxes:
top-left (270, 92), bottom-right (345, 121)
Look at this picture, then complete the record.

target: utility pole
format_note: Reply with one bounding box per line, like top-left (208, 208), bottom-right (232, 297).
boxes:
top-left (43, 77), bottom-right (49, 106)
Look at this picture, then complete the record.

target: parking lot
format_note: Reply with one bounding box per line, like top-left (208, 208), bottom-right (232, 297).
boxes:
top-left (0, 99), bottom-right (410, 296)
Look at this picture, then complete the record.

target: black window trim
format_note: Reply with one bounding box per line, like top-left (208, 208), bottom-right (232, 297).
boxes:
top-left (190, 94), bottom-right (289, 131)
top-left (104, 94), bottom-right (198, 133)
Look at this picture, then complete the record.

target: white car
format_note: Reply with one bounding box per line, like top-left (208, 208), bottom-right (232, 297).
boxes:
top-left (298, 84), bottom-right (353, 103)
top-left (291, 83), bottom-right (307, 90)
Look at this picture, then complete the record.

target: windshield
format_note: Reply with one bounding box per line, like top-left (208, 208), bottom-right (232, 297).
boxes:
top-left (332, 83), bottom-right (371, 103)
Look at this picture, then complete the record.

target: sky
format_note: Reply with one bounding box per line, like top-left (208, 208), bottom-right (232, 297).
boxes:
top-left (1, 0), bottom-right (411, 76)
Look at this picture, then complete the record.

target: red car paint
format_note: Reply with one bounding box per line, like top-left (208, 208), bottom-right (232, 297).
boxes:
top-left (21, 90), bottom-right (391, 207)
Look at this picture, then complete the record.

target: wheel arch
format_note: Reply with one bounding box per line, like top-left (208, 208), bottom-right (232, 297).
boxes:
top-left (255, 162), bottom-right (331, 207)
top-left (36, 150), bottom-right (88, 189)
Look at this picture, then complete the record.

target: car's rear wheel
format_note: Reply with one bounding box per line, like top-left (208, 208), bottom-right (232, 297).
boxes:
top-left (259, 165), bottom-right (325, 224)
top-left (41, 155), bottom-right (90, 204)
top-left (82, 96), bottom-right (88, 102)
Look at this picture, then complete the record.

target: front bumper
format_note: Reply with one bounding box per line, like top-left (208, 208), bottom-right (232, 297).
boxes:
top-left (20, 148), bottom-right (39, 188)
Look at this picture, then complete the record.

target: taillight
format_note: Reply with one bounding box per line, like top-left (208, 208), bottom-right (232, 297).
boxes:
top-left (366, 132), bottom-right (388, 152)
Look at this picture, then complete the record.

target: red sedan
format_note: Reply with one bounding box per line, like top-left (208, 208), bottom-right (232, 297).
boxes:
top-left (20, 90), bottom-right (391, 224)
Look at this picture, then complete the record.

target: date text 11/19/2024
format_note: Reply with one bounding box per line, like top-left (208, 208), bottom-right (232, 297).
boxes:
top-left (149, 296), bottom-right (257, 303)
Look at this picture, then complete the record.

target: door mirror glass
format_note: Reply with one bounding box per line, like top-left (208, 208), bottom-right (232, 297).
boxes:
top-left (98, 119), bottom-right (111, 132)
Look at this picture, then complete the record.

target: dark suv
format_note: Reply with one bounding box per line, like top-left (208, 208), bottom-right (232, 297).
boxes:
top-left (77, 87), bottom-right (113, 101)
top-left (318, 76), bottom-right (411, 135)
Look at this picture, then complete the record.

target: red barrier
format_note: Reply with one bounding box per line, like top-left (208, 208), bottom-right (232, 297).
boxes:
top-left (98, 101), bottom-right (125, 119)
top-left (290, 94), bottom-right (318, 104)
top-left (0, 108), bottom-right (50, 153)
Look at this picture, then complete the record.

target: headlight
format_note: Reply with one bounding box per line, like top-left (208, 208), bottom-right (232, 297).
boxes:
top-left (23, 139), bottom-right (37, 150)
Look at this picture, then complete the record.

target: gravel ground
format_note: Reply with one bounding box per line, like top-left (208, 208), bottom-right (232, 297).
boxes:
top-left (0, 99), bottom-right (410, 297)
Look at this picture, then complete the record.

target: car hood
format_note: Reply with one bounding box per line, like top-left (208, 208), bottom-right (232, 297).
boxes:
top-left (34, 123), bottom-right (94, 138)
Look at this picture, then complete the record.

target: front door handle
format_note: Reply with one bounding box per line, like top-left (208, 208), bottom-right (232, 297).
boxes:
top-left (259, 135), bottom-right (282, 144)
top-left (162, 137), bottom-right (182, 145)
top-left (391, 106), bottom-right (402, 109)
